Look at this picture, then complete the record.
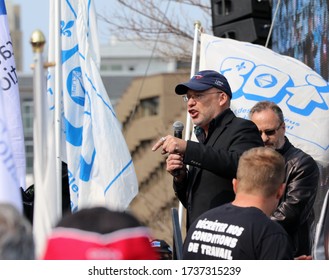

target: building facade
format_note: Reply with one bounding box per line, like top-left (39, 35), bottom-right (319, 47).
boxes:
top-left (115, 72), bottom-right (190, 242)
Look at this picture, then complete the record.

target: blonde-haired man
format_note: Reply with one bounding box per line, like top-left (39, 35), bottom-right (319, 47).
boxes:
top-left (183, 147), bottom-right (293, 260)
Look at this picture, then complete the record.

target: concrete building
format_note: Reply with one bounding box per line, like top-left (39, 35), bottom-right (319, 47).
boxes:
top-left (115, 72), bottom-right (190, 242)
top-left (5, 0), bottom-right (23, 72)
top-left (100, 37), bottom-right (178, 77)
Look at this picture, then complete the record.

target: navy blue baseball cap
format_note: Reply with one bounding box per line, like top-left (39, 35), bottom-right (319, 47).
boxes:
top-left (175, 70), bottom-right (232, 98)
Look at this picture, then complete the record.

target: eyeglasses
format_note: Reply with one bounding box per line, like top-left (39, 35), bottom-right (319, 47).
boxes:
top-left (259, 122), bottom-right (283, 136)
top-left (182, 91), bottom-right (221, 102)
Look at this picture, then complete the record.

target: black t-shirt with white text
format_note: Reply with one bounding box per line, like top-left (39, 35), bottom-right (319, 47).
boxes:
top-left (182, 204), bottom-right (294, 260)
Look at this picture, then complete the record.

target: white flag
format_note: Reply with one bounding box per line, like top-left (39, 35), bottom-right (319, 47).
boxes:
top-left (0, 88), bottom-right (23, 212)
top-left (32, 10), bottom-right (59, 256)
top-left (50, 0), bottom-right (138, 212)
top-left (0, 0), bottom-right (24, 212)
top-left (200, 33), bottom-right (329, 167)
top-left (0, 0), bottom-right (26, 190)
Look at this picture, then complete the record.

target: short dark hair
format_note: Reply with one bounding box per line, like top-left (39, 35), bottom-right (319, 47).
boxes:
top-left (249, 101), bottom-right (284, 123)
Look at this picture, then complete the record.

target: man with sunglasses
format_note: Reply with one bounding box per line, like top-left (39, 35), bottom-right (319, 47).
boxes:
top-left (152, 70), bottom-right (263, 231)
top-left (249, 101), bottom-right (319, 257)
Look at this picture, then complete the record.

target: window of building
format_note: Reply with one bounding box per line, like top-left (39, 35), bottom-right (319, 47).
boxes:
top-left (21, 100), bottom-right (34, 175)
top-left (110, 64), bottom-right (123, 71)
top-left (21, 99), bottom-right (33, 135)
top-left (25, 138), bottom-right (34, 174)
top-left (139, 96), bottom-right (159, 117)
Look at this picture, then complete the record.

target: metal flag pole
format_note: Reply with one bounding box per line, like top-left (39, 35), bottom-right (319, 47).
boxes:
top-left (178, 21), bottom-right (202, 228)
top-left (265, 0), bottom-right (281, 48)
top-left (54, 0), bottom-right (62, 218)
top-left (31, 31), bottom-right (47, 180)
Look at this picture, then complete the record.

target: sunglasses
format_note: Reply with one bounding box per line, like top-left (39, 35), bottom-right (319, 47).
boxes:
top-left (259, 122), bottom-right (283, 136)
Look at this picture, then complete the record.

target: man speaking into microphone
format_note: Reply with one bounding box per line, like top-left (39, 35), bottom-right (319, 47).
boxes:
top-left (152, 70), bottom-right (263, 231)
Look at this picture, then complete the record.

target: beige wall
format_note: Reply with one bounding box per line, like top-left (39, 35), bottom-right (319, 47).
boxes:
top-left (116, 72), bottom-right (190, 245)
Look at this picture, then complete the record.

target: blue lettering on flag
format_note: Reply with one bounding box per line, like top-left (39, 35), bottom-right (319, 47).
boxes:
top-left (62, 45), bottom-right (79, 64)
top-left (79, 149), bottom-right (96, 182)
top-left (0, 0), bottom-right (7, 15)
top-left (64, 116), bottom-right (82, 146)
top-left (221, 57), bottom-right (329, 116)
top-left (67, 67), bottom-right (85, 106)
top-left (254, 73), bottom-right (277, 88)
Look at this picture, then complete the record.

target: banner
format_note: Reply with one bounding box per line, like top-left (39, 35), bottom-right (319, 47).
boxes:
top-left (0, 89), bottom-right (23, 212)
top-left (200, 33), bottom-right (329, 167)
top-left (0, 0), bottom-right (26, 190)
top-left (49, 0), bottom-right (138, 212)
top-left (32, 8), bottom-right (59, 256)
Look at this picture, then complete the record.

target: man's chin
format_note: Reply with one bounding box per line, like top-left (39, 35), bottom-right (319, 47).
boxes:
top-left (264, 144), bottom-right (275, 149)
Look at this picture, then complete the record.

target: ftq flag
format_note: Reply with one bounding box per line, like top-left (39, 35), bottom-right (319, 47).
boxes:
top-left (0, 0), bottom-right (26, 191)
top-left (200, 33), bottom-right (329, 168)
top-left (48, 0), bottom-right (138, 212)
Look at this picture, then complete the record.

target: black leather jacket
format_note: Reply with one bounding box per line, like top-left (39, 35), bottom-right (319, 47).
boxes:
top-left (273, 137), bottom-right (319, 256)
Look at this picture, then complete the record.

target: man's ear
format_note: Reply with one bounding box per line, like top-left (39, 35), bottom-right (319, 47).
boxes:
top-left (232, 178), bottom-right (238, 194)
top-left (276, 183), bottom-right (286, 199)
top-left (219, 92), bottom-right (229, 106)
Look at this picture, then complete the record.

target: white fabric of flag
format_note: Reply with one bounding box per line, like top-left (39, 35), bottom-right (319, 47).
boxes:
top-left (200, 33), bottom-right (329, 168)
top-left (0, 0), bottom-right (26, 191)
top-left (32, 1), bottom-right (59, 256)
top-left (49, 0), bottom-right (138, 212)
top-left (0, 88), bottom-right (23, 212)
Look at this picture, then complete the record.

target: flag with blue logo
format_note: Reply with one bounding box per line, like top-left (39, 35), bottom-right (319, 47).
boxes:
top-left (200, 33), bottom-right (329, 168)
top-left (49, 0), bottom-right (138, 212)
top-left (0, 0), bottom-right (24, 212)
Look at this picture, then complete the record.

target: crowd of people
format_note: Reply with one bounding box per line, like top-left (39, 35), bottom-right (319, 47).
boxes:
top-left (1, 70), bottom-right (327, 260)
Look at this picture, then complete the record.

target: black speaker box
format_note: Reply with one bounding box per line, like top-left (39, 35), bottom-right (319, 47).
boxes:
top-left (213, 17), bottom-right (271, 45)
top-left (211, 0), bottom-right (271, 27)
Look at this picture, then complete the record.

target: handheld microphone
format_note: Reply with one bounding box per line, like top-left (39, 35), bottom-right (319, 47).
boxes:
top-left (172, 121), bottom-right (184, 177)
top-left (173, 121), bottom-right (184, 139)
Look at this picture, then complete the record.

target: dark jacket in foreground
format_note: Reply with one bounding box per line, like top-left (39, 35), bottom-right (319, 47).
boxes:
top-left (173, 108), bottom-right (264, 229)
top-left (274, 137), bottom-right (319, 256)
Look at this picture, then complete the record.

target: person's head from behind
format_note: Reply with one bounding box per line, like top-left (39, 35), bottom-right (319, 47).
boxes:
top-left (0, 203), bottom-right (35, 260)
top-left (249, 101), bottom-right (286, 149)
top-left (175, 70), bottom-right (232, 132)
top-left (233, 147), bottom-right (286, 215)
top-left (42, 206), bottom-right (158, 260)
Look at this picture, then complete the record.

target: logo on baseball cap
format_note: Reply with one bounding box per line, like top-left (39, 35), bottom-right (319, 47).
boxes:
top-left (175, 70), bottom-right (232, 98)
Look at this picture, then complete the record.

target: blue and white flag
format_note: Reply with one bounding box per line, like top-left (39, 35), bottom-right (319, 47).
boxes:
top-left (0, 0), bottom-right (26, 190)
top-left (200, 33), bottom-right (329, 167)
top-left (49, 0), bottom-right (138, 212)
top-left (0, 88), bottom-right (23, 212)
top-left (0, 0), bottom-right (24, 212)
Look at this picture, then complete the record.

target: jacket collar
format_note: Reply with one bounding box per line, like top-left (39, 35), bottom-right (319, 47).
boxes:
top-left (276, 136), bottom-right (291, 155)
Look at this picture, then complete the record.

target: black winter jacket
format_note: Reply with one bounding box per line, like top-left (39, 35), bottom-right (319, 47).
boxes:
top-left (173, 108), bottom-right (264, 230)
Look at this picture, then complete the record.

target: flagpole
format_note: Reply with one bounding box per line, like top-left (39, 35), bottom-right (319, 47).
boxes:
top-left (54, 0), bottom-right (62, 218)
top-left (178, 21), bottom-right (202, 228)
top-left (31, 31), bottom-right (47, 178)
top-left (265, 0), bottom-right (281, 48)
